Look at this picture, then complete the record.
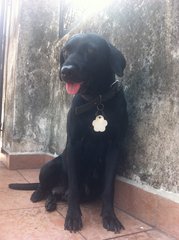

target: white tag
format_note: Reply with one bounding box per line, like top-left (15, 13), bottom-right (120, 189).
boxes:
top-left (92, 115), bottom-right (108, 132)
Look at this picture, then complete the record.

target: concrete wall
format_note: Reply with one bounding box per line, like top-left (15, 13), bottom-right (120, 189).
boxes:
top-left (2, 0), bottom-right (21, 152)
top-left (2, 0), bottom-right (179, 193)
top-left (3, 0), bottom-right (60, 153)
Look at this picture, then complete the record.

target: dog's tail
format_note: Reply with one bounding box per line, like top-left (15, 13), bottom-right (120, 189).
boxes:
top-left (9, 183), bottom-right (39, 190)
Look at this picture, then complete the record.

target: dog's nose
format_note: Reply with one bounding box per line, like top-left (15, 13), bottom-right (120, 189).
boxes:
top-left (61, 65), bottom-right (76, 79)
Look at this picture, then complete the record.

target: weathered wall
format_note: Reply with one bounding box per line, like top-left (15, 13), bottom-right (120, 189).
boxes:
top-left (2, 0), bottom-right (21, 152)
top-left (51, 0), bottom-right (179, 193)
top-left (3, 0), bottom-right (179, 193)
top-left (3, 0), bottom-right (60, 153)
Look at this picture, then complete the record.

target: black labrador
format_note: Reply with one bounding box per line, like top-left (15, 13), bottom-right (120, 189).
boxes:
top-left (9, 33), bottom-right (128, 233)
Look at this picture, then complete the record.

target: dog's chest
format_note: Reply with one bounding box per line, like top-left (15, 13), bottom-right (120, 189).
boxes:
top-left (80, 136), bottom-right (107, 174)
top-left (78, 110), bottom-right (118, 138)
top-left (69, 94), bottom-right (124, 141)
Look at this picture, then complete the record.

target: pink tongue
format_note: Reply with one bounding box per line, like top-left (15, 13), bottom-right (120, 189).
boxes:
top-left (66, 82), bottom-right (81, 95)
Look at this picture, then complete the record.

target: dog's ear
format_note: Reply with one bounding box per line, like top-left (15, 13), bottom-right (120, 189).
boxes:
top-left (108, 43), bottom-right (126, 77)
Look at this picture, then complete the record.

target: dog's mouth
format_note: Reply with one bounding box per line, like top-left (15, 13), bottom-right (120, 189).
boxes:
top-left (60, 65), bottom-right (84, 95)
top-left (65, 82), bottom-right (81, 95)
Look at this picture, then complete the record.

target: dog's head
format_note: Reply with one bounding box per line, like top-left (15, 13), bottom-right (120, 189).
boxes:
top-left (60, 33), bottom-right (126, 96)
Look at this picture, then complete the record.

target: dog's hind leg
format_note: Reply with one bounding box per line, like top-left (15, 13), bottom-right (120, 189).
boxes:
top-left (30, 185), bottom-right (47, 202)
top-left (45, 185), bottom-right (68, 212)
top-left (45, 192), bottom-right (57, 212)
top-left (31, 155), bottom-right (66, 203)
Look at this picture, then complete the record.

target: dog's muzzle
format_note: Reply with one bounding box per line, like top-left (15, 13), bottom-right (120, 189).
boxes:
top-left (60, 65), bottom-right (77, 81)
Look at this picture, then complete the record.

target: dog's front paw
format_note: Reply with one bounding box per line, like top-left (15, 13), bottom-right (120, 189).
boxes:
top-left (102, 214), bottom-right (124, 233)
top-left (64, 208), bottom-right (82, 232)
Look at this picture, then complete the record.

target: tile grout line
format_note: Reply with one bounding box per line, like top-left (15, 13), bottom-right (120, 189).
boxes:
top-left (17, 169), bottom-right (32, 183)
top-left (103, 228), bottom-right (159, 240)
top-left (150, 227), bottom-right (176, 240)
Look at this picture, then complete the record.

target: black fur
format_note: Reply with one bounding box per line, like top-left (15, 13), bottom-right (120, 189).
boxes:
top-left (9, 33), bottom-right (128, 233)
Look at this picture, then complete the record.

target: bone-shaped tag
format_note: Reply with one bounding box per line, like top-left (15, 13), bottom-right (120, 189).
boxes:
top-left (92, 115), bottom-right (108, 132)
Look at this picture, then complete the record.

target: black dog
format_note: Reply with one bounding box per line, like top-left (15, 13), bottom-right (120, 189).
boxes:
top-left (9, 33), bottom-right (128, 233)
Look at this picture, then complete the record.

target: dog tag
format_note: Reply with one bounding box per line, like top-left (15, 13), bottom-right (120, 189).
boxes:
top-left (92, 115), bottom-right (108, 132)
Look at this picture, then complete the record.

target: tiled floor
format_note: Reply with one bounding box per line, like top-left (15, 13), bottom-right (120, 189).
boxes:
top-left (0, 160), bottom-right (175, 240)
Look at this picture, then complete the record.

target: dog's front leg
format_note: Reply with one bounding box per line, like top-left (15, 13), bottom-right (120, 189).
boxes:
top-left (64, 141), bottom-right (82, 232)
top-left (101, 143), bottom-right (124, 233)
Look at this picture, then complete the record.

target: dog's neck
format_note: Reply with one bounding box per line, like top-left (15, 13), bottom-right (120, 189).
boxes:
top-left (75, 80), bottom-right (122, 115)
top-left (80, 80), bottom-right (120, 102)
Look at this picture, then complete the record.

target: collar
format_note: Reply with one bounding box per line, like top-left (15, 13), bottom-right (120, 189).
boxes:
top-left (75, 80), bottom-right (122, 115)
